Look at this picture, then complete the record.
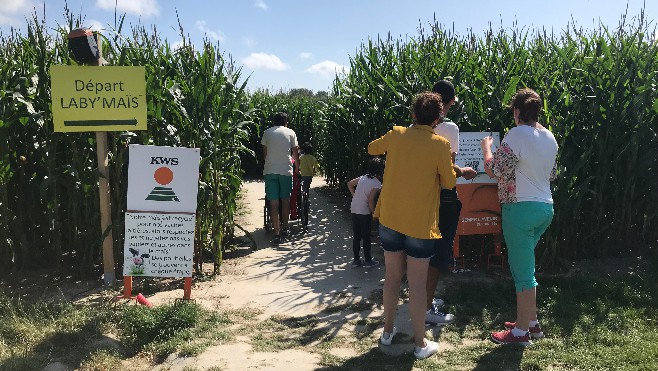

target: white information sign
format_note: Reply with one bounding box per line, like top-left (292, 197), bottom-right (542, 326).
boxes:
top-left (127, 145), bottom-right (200, 213)
top-left (455, 132), bottom-right (501, 185)
top-left (123, 212), bottom-right (194, 277)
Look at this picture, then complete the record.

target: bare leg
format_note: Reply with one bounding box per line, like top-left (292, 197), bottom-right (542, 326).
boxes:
top-left (515, 287), bottom-right (537, 331)
top-left (383, 251), bottom-right (406, 334)
top-left (270, 199), bottom-right (280, 236)
top-left (425, 266), bottom-right (440, 309)
top-left (407, 256), bottom-right (430, 347)
top-left (281, 197), bottom-right (290, 230)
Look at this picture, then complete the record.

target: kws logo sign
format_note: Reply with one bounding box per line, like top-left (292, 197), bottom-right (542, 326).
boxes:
top-left (127, 145), bottom-right (200, 213)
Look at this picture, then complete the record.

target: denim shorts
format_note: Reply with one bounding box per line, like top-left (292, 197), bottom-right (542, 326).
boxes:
top-left (379, 224), bottom-right (435, 259)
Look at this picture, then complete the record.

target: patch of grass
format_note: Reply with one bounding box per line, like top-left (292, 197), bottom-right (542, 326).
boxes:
top-left (119, 302), bottom-right (240, 361)
top-left (316, 269), bottom-right (658, 371)
top-left (323, 299), bottom-right (376, 314)
top-left (78, 349), bottom-right (123, 371)
top-left (116, 301), bottom-right (201, 350)
top-left (0, 290), bottom-right (116, 369)
top-left (250, 314), bottom-right (338, 352)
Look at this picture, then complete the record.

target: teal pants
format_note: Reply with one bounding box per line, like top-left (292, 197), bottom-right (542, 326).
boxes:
top-left (502, 202), bottom-right (554, 292)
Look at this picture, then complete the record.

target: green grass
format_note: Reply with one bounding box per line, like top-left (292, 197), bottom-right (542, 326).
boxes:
top-left (0, 291), bottom-right (116, 370)
top-left (1, 268), bottom-right (656, 370)
top-left (279, 270), bottom-right (658, 371)
top-left (0, 289), bottom-right (251, 370)
top-left (78, 350), bottom-right (123, 371)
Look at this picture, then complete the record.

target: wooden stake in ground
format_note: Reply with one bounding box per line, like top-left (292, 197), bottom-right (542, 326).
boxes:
top-left (91, 35), bottom-right (116, 287)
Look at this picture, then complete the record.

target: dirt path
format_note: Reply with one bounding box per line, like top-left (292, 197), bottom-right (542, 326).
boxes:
top-left (147, 177), bottom-right (417, 370)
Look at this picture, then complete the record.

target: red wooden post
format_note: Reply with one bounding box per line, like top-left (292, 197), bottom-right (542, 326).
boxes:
top-left (183, 277), bottom-right (192, 300)
top-left (123, 276), bottom-right (132, 298)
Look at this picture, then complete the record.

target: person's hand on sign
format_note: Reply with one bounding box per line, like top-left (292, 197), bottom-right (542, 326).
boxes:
top-left (461, 166), bottom-right (478, 180)
top-left (480, 136), bottom-right (494, 150)
top-left (480, 136), bottom-right (496, 179)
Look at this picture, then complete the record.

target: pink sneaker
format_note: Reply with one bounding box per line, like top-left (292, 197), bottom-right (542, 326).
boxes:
top-left (491, 329), bottom-right (532, 346)
top-left (504, 322), bottom-right (544, 339)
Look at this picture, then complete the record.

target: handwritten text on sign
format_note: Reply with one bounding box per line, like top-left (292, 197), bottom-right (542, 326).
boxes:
top-left (123, 212), bottom-right (194, 278)
top-left (455, 132), bottom-right (501, 185)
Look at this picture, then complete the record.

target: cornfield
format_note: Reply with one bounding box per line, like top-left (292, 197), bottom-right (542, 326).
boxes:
top-left (243, 91), bottom-right (325, 177)
top-left (1, 7), bottom-right (656, 275)
top-left (0, 9), bottom-right (255, 276)
top-left (319, 12), bottom-right (658, 266)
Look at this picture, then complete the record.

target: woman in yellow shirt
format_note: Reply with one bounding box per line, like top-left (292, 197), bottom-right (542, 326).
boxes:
top-left (368, 92), bottom-right (456, 359)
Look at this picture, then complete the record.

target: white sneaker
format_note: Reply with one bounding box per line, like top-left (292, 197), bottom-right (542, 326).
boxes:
top-left (380, 327), bottom-right (397, 345)
top-left (432, 298), bottom-right (445, 309)
top-left (414, 339), bottom-right (439, 359)
top-left (425, 307), bottom-right (455, 326)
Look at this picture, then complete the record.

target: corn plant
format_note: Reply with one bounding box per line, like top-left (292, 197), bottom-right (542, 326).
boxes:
top-left (245, 91), bottom-right (325, 177)
top-left (0, 8), bottom-right (254, 276)
top-left (319, 11), bottom-right (658, 266)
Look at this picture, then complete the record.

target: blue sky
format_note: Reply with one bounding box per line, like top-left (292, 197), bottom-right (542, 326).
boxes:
top-left (0, 0), bottom-right (656, 93)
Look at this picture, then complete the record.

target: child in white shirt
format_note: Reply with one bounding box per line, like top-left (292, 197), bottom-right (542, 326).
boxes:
top-left (347, 157), bottom-right (385, 268)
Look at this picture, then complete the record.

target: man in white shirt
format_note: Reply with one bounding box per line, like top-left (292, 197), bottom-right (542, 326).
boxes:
top-left (261, 112), bottom-right (299, 245)
top-left (425, 80), bottom-right (477, 325)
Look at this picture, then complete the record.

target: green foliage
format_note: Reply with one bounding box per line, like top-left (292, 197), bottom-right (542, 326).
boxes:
top-left (0, 289), bottom-right (115, 369)
top-left (0, 8), bottom-right (254, 275)
top-left (319, 12), bottom-right (658, 266)
top-left (78, 350), bottom-right (123, 371)
top-left (243, 91), bottom-right (324, 177)
top-left (116, 301), bottom-right (200, 350)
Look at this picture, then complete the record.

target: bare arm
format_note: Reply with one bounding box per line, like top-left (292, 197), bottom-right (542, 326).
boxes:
top-left (480, 137), bottom-right (497, 179)
top-left (347, 177), bottom-right (359, 196)
top-left (367, 188), bottom-right (380, 214)
top-left (262, 145), bottom-right (267, 161)
top-left (451, 152), bottom-right (477, 180)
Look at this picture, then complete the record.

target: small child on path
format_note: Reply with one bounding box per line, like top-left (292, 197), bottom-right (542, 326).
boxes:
top-left (299, 142), bottom-right (321, 194)
top-left (347, 157), bottom-right (385, 268)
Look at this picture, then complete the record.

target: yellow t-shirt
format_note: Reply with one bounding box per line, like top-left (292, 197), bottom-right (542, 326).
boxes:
top-left (368, 125), bottom-right (456, 239)
top-left (299, 154), bottom-right (320, 177)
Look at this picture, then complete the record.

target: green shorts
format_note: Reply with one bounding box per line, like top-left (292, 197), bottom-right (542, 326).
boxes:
top-left (264, 174), bottom-right (293, 200)
top-left (502, 202), bottom-right (554, 292)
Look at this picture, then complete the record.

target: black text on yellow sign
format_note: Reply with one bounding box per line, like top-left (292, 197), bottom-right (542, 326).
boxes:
top-left (50, 65), bottom-right (147, 132)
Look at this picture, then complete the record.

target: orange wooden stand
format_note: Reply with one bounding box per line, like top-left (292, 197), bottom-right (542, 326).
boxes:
top-left (452, 234), bottom-right (505, 270)
top-left (451, 183), bottom-right (505, 271)
top-left (116, 276), bottom-right (193, 301)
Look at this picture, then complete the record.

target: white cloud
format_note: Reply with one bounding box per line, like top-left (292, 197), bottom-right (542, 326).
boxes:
top-left (195, 20), bottom-right (226, 43)
top-left (86, 19), bottom-right (105, 32)
top-left (299, 52), bottom-right (313, 60)
top-left (306, 60), bottom-right (349, 79)
top-left (243, 53), bottom-right (289, 71)
top-left (254, 0), bottom-right (267, 10)
top-left (95, 0), bottom-right (159, 17)
top-left (0, 0), bottom-right (34, 26)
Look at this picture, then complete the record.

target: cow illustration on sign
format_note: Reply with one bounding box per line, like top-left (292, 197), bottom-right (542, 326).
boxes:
top-left (146, 166), bottom-right (180, 202)
top-left (128, 248), bottom-right (150, 275)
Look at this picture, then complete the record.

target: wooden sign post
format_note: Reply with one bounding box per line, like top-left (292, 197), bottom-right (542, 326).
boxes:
top-left (120, 145), bottom-right (200, 301)
top-left (51, 31), bottom-right (147, 287)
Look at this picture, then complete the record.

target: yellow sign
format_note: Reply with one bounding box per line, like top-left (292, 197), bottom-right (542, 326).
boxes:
top-left (50, 65), bottom-right (147, 132)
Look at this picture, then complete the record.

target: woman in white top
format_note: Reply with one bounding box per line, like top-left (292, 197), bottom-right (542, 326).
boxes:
top-left (481, 88), bottom-right (558, 346)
